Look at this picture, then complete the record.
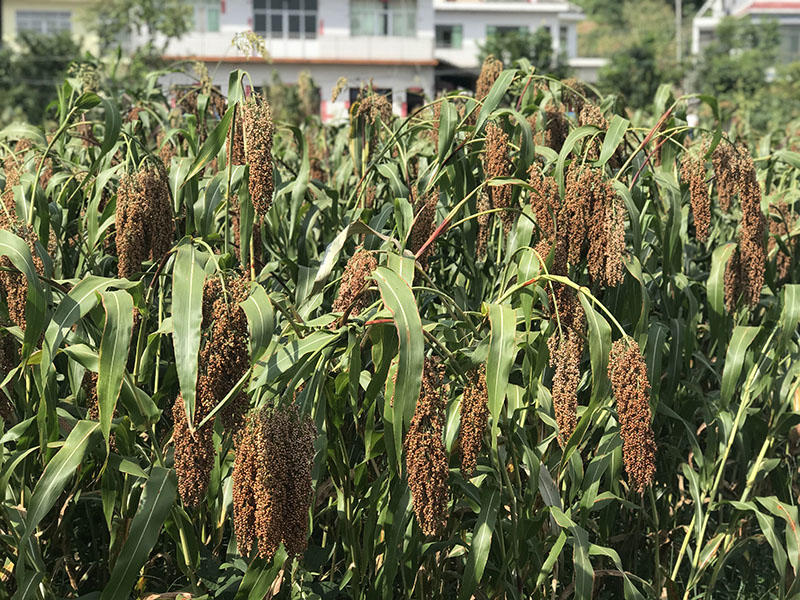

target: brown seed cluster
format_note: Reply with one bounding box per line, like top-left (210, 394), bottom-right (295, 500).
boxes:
top-left (355, 91), bottom-right (393, 127)
top-left (1, 139), bottom-right (32, 229)
top-left (405, 357), bottom-right (449, 537)
top-left (157, 130), bottom-right (177, 169)
top-left (712, 143), bottom-right (737, 212)
top-left (0, 334), bottom-right (17, 426)
top-left (84, 371), bottom-right (119, 451)
top-left (173, 394), bottom-right (215, 507)
top-left (232, 403), bottom-right (316, 559)
top-left (476, 55), bottom-right (503, 103)
top-left (0, 221), bottom-right (44, 329)
top-left (200, 276), bottom-right (251, 433)
top-left (735, 150), bottom-right (766, 308)
top-left (115, 165), bottom-right (174, 279)
top-left (242, 94), bottom-right (274, 218)
top-left (332, 249), bottom-right (378, 318)
top-left (547, 289), bottom-right (585, 446)
top-left (529, 167), bottom-right (560, 244)
top-left (459, 364), bottom-right (488, 476)
top-left (680, 155), bottom-right (711, 242)
top-left (608, 338), bottom-right (656, 493)
top-left (476, 190), bottom-right (491, 259)
top-left (561, 78), bottom-right (586, 115)
top-left (408, 188), bottom-right (438, 269)
top-left (543, 110), bottom-right (569, 153)
top-left (484, 123), bottom-right (515, 233)
top-left (578, 104), bottom-right (608, 161)
top-left (563, 164), bottom-right (625, 287)
top-left (229, 110), bottom-right (245, 166)
top-left (769, 202), bottom-right (795, 281)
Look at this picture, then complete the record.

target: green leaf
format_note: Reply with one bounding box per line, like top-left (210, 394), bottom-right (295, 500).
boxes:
top-left (20, 420), bottom-right (99, 579)
top-left (779, 285), bottom-right (800, 348)
top-left (597, 115), bottom-right (629, 167)
top-left (234, 546), bottom-right (288, 600)
top-left (486, 303), bottom-right (516, 447)
top-left (720, 326), bottom-right (759, 408)
top-left (240, 282), bottom-right (275, 362)
top-left (555, 126), bottom-right (599, 193)
top-left (373, 265), bottom-right (424, 471)
top-left (171, 244), bottom-right (205, 430)
top-left (99, 97), bottom-right (121, 159)
top-left (578, 293), bottom-right (612, 401)
top-left (437, 99), bottom-right (458, 158)
top-left (475, 69), bottom-right (515, 131)
top-left (0, 230), bottom-right (47, 356)
top-left (708, 243), bottom-right (736, 341)
top-left (459, 488), bottom-right (499, 600)
top-left (183, 105), bottom-right (234, 184)
top-left (97, 291), bottom-right (134, 445)
top-left (101, 467), bottom-right (177, 600)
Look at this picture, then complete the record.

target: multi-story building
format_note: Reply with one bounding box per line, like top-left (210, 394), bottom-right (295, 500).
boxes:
top-left (692, 0), bottom-right (800, 62)
top-left (0, 0), bottom-right (98, 50)
top-left (433, 0), bottom-right (605, 85)
top-left (157, 0), bottom-right (437, 121)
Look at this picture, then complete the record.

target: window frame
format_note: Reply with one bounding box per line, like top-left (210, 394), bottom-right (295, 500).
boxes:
top-left (254, 0), bottom-right (317, 40)
top-left (16, 10), bottom-right (72, 36)
top-left (435, 24), bottom-right (463, 49)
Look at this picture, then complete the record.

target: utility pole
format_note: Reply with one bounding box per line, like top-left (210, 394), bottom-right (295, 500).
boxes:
top-left (676, 0), bottom-right (683, 63)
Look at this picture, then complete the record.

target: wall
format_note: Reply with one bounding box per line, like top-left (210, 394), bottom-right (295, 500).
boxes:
top-left (2, 0), bottom-right (99, 51)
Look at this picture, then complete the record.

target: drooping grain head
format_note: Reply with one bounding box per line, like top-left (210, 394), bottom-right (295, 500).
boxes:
top-left (356, 91), bottom-right (393, 127)
top-left (405, 357), bottom-right (449, 536)
top-left (547, 288), bottom-right (585, 446)
top-left (459, 364), bottom-right (488, 476)
top-left (734, 148), bottom-right (766, 308)
top-left (543, 110), bottom-right (569, 153)
top-left (476, 190), bottom-right (492, 260)
top-left (172, 394), bottom-right (215, 507)
top-left (484, 123), bottom-right (514, 233)
top-left (242, 94), bottom-right (275, 218)
top-left (0, 221), bottom-right (44, 329)
top-left (587, 178), bottom-right (625, 288)
top-left (232, 413), bottom-right (260, 556)
top-left (724, 247), bottom-right (743, 312)
top-left (408, 188), bottom-right (438, 269)
top-left (608, 338), bottom-right (656, 493)
top-left (115, 165), bottom-right (174, 279)
top-left (578, 104), bottom-right (608, 161)
top-left (562, 163), bottom-right (592, 265)
top-left (528, 167), bottom-right (560, 243)
top-left (712, 142), bottom-right (737, 212)
top-left (332, 249), bottom-right (378, 318)
top-left (476, 55), bottom-right (503, 102)
top-left (561, 78), bottom-right (586, 115)
top-left (680, 155), bottom-right (711, 242)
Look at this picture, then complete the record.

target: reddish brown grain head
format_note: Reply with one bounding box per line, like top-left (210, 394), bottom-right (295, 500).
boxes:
top-left (242, 94), bottom-right (274, 218)
top-left (528, 167), bottom-right (560, 243)
top-left (547, 289), bottom-right (585, 446)
top-left (459, 364), bottom-right (488, 476)
top-left (608, 338), bottom-right (656, 493)
top-left (405, 357), bottom-right (449, 536)
top-left (172, 394), bottom-right (215, 507)
top-left (476, 55), bottom-right (503, 102)
top-left (681, 155), bottom-right (711, 242)
top-left (408, 188), bottom-right (438, 269)
top-left (332, 249), bottom-right (378, 317)
top-left (232, 413), bottom-right (260, 555)
top-left (769, 202), bottom-right (795, 281)
top-left (543, 110), bottom-right (569, 153)
top-left (115, 165), bottom-right (174, 279)
top-left (578, 104), bottom-right (608, 161)
top-left (476, 190), bottom-right (492, 259)
top-left (0, 221), bottom-right (44, 329)
top-left (712, 142), bottom-right (737, 212)
top-left (735, 149), bottom-right (766, 308)
top-left (484, 123), bottom-right (515, 233)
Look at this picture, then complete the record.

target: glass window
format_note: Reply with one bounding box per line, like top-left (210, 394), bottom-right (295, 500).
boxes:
top-left (435, 24), bottom-right (462, 49)
top-left (254, 0), bottom-right (316, 39)
top-left (208, 7), bottom-right (220, 32)
top-left (351, 0), bottom-right (416, 37)
top-left (16, 10), bottom-right (72, 35)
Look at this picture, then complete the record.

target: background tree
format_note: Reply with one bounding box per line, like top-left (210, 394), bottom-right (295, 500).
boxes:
top-left (478, 28), bottom-right (569, 77)
top-left (695, 16), bottom-right (780, 96)
top-left (91, 0), bottom-right (193, 55)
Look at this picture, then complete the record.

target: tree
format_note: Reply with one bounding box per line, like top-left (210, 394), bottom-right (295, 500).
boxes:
top-left (599, 35), bottom-right (681, 109)
top-left (90, 0), bottom-right (193, 55)
top-left (695, 16), bottom-right (779, 96)
top-left (478, 28), bottom-right (568, 77)
top-left (0, 32), bottom-right (82, 124)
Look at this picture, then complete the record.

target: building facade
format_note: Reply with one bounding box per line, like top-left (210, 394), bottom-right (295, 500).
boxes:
top-left (0, 0), bottom-right (98, 50)
top-left (692, 0), bottom-right (800, 62)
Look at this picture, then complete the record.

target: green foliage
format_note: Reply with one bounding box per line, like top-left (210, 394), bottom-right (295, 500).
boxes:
top-left (478, 28), bottom-right (568, 77)
top-left (0, 59), bottom-right (798, 600)
top-left (0, 32), bottom-right (82, 124)
top-left (696, 16), bottom-right (780, 96)
top-left (91, 0), bottom-right (193, 54)
top-left (599, 34), bottom-right (681, 109)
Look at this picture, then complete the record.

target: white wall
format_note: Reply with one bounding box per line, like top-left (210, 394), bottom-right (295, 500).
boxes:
top-left (433, 2), bottom-right (582, 69)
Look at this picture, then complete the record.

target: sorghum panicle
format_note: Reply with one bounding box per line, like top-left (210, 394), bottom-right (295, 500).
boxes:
top-left (608, 339), bottom-right (656, 492)
top-left (476, 190), bottom-right (491, 259)
top-left (769, 202), bottom-right (795, 281)
top-left (115, 165), bottom-right (174, 279)
top-left (332, 249), bottom-right (378, 317)
top-left (242, 94), bottom-right (275, 218)
top-left (408, 188), bottom-right (438, 269)
top-left (405, 357), bottom-right (449, 536)
top-left (680, 156), bottom-right (711, 242)
top-left (172, 394), bottom-right (215, 507)
top-left (476, 55), bottom-right (503, 103)
top-left (459, 365), bottom-right (488, 476)
top-left (0, 221), bottom-right (44, 329)
top-left (484, 123), bottom-right (514, 233)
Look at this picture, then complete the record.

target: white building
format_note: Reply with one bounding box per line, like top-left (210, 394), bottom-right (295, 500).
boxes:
top-left (154, 0), bottom-right (604, 121)
top-left (692, 0), bottom-right (800, 61)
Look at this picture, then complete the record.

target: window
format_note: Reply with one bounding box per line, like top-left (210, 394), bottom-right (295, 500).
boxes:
top-left (435, 24), bottom-right (462, 48)
top-left (254, 0), bottom-right (317, 40)
top-left (194, 1), bottom-right (220, 33)
top-left (486, 25), bottom-right (527, 37)
top-left (16, 11), bottom-right (71, 35)
top-left (351, 0), bottom-right (416, 37)
top-left (559, 25), bottom-right (568, 50)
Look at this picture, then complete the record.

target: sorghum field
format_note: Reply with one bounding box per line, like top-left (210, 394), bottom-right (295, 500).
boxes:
top-left (0, 59), bottom-right (799, 599)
